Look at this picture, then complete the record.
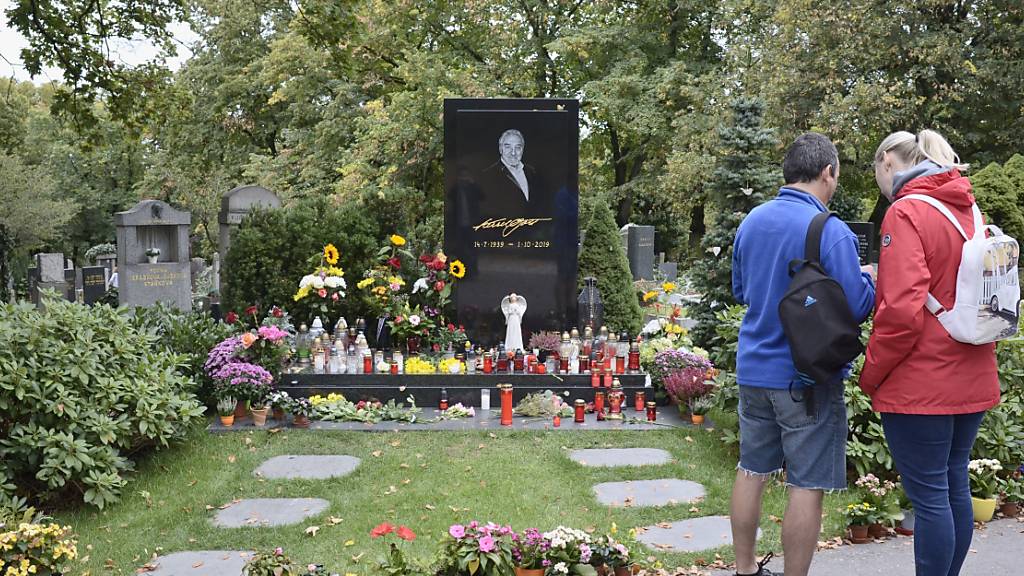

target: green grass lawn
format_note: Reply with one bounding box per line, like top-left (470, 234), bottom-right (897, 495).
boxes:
top-left (56, 418), bottom-right (856, 575)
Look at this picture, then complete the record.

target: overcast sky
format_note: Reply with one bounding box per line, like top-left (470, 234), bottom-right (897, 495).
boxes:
top-left (0, 0), bottom-right (199, 84)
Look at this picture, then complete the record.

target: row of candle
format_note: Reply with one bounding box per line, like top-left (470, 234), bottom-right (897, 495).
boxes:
top-left (494, 382), bottom-right (658, 427)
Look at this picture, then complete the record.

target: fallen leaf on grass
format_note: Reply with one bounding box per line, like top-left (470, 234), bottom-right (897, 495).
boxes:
top-left (188, 480), bottom-right (198, 487)
top-left (768, 515), bottom-right (782, 524)
top-left (372, 451), bottom-right (383, 457)
top-left (684, 436), bottom-right (694, 442)
top-left (344, 540), bottom-right (355, 547)
top-left (327, 517), bottom-right (343, 525)
top-left (384, 486), bottom-right (398, 495)
top-left (305, 526), bottom-right (320, 537)
top-left (425, 504), bottom-right (436, 511)
top-left (350, 553), bottom-right (364, 563)
top-left (227, 455), bottom-right (236, 464)
top-left (390, 440), bottom-right (401, 447)
top-left (402, 479), bottom-right (411, 485)
top-left (488, 433), bottom-right (497, 439)
top-left (689, 507), bottom-right (700, 513)
top-left (653, 543), bottom-right (674, 550)
top-left (399, 463), bottom-right (410, 469)
top-left (656, 522), bottom-right (672, 529)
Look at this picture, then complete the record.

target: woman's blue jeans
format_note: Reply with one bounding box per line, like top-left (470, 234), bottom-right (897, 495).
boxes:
top-left (881, 411), bottom-right (985, 576)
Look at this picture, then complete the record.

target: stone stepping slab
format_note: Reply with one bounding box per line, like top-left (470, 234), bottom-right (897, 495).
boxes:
top-left (254, 455), bottom-right (361, 480)
top-left (636, 515), bottom-right (760, 553)
top-left (146, 550), bottom-right (252, 575)
top-left (593, 479), bottom-right (705, 507)
top-left (212, 498), bottom-right (329, 528)
top-left (569, 448), bottom-right (672, 467)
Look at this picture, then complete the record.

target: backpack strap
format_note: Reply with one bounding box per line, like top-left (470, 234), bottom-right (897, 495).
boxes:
top-left (805, 211), bottom-right (833, 263)
top-left (894, 194), bottom-right (985, 316)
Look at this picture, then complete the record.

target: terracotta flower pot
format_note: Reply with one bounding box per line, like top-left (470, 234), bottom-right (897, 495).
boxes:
top-left (999, 501), bottom-right (1020, 518)
top-left (273, 407), bottom-right (286, 421)
top-left (595, 566), bottom-right (609, 576)
top-left (972, 496), bottom-right (997, 522)
top-left (613, 566), bottom-right (633, 576)
top-left (868, 522), bottom-right (887, 539)
top-left (691, 414), bottom-right (705, 425)
top-left (251, 407), bottom-right (269, 427)
top-left (233, 400), bottom-right (248, 420)
top-left (514, 568), bottom-right (545, 576)
top-left (219, 415), bottom-right (235, 427)
top-left (849, 524), bottom-right (870, 543)
top-left (293, 414), bottom-right (310, 428)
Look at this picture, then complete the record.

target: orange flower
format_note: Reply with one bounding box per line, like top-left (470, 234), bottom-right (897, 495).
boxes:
top-left (240, 332), bottom-right (258, 349)
top-left (396, 525), bottom-right (416, 541)
top-left (371, 522), bottom-right (395, 538)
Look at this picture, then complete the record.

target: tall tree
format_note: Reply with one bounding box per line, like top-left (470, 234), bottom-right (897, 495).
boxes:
top-left (689, 98), bottom-right (780, 346)
top-left (578, 199), bottom-right (643, 335)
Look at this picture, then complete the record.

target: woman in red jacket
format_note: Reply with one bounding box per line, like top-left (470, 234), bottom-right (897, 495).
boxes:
top-left (860, 129), bottom-right (1000, 576)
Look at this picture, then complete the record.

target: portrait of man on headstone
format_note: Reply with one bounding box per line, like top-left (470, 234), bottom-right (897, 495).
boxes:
top-left (477, 128), bottom-right (549, 219)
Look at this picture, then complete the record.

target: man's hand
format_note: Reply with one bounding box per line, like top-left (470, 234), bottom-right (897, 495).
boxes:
top-left (861, 264), bottom-right (877, 282)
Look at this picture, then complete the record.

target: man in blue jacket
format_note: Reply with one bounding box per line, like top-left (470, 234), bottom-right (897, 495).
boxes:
top-left (729, 133), bottom-right (876, 576)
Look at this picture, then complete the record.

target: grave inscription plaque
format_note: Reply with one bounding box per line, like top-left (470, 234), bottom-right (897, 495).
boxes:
top-left (444, 98), bottom-right (579, 345)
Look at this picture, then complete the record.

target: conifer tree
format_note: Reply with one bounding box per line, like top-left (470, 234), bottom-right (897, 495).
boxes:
top-left (689, 98), bottom-right (780, 347)
top-left (578, 200), bottom-right (642, 335)
top-left (971, 162), bottom-right (1024, 242)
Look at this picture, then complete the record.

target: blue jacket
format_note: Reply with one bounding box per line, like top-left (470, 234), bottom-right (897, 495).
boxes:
top-left (732, 187), bottom-right (876, 389)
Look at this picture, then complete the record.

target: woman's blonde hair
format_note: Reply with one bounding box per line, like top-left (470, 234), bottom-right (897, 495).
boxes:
top-left (873, 129), bottom-right (968, 171)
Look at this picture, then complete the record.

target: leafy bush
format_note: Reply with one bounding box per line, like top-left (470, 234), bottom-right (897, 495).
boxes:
top-left (222, 197), bottom-right (382, 325)
top-left (0, 298), bottom-right (205, 508)
top-left (973, 338), bottom-right (1024, 467)
top-left (132, 303), bottom-right (237, 403)
top-left (971, 162), bottom-right (1024, 243)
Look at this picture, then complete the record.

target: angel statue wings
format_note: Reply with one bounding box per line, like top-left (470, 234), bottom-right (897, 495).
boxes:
top-left (501, 293), bottom-right (527, 352)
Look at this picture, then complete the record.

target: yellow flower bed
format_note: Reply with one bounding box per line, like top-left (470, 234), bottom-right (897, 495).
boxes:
top-left (309, 392), bottom-right (346, 406)
top-left (1, 523), bottom-right (77, 576)
top-left (404, 357), bottom-right (436, 374)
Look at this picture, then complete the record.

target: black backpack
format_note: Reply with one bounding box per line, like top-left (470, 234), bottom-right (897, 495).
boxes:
top-left (778, 212), bottom-right (864, 388)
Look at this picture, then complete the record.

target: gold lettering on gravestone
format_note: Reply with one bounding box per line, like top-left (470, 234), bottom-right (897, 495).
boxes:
top-left (128, 269), bottom-right (184, 288)
top-left (84, 276), bottom-right (105, 286)
top-left (472, 217), bottom-right (553, 238)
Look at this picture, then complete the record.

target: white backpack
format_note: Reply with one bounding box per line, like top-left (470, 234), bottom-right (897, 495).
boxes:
top-left (897, 194), bottom-right (1020, 344)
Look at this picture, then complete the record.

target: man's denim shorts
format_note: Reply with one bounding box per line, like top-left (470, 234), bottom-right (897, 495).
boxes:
top-left (737, 380), bottom-right (848, 491)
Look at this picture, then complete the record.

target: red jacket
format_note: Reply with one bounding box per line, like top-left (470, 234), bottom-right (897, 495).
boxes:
top-left (859, 169), bottom-right (1000, 414)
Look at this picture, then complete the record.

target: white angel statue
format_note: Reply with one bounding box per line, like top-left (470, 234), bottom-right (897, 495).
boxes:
top-left (501, 293), bottom-right (527, 353)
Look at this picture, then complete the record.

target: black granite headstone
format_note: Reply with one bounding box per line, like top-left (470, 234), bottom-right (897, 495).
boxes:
top-left (63, 268), bottom-right (76, 301)
top-left (444, 98), bottom-right (579, 345)
top-left (658, 261), bottom-right (679, 281)
top-left (846, 222), bottom-right (876, 265)
top-left (82, 266), bottom-right (107, 305)
top-left (621, 224), bottom-right (655, 280)
top-left (27, 267), bottom-right (38, 304)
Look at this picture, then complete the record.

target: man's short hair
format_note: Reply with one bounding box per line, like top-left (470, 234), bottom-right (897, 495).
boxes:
top-left (783, 133), bottom-right (838, 184)
top-left (499, 129), bottom-right (525, 146)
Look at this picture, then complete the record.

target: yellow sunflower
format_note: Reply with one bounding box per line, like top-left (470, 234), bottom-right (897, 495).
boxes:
top-left (390, 234), bottom-right (406, 247)
top-left (662, 281), bottom-right (677, 292)
top-left (323, 243), bottom-right (340, 265)
top-left (449, 259), bottom-right (466, 279)
top-left (642, 290), bottom-right (658, 302)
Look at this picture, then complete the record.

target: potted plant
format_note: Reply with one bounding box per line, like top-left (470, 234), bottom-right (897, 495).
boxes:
top-left (998, 475), bottom-right (1023, 518)
top-left (541, 526), bottom-right (598, 576)
top-left (590, 532), bottom-right (635, 576)
top-left (969, 458), bottom-right (1003, 522)
top-left (853, 474), bottom-right (902, 538)
top-left (688, 396), bottom-right (713, 425)
top-left (291, 397), bottom-right (313, 428)
top-left (657, 350), bottom-right (714, 408)
top-left (528, 331), bottom-right (562, 363)
top-left (437, 521), bottom-right (516, 576)
top-left (250, 390), bottom-right (270, 427)
top-left (844, 502), bottom-right (876, 543)
top-left (269, 390), bottom-right (292, 422)
top-left (217, 396), bottom-right (237, 427)
top-left (145, 247), bottom-right (161, 263)
top-left (512, 528), bottom-right (550, 576)
top-left (244, 547), bottom-right (300, 575)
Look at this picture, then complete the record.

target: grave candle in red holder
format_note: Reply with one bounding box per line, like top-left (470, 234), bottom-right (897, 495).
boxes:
top-left (580, 355), bottom-right (590, 373)
top-left (574, 399), bottom-right (585, 423)
top-left (497, 353), bottom-right (508, 373)
top-left (560, 356), bottom-right (569, 373)
top-left (363, 354), bottom-right (372, 374)
top-left (553, 414), bottom-right (561, 427)
top-left (483, 353), bottom-right (493, 374)
top-left (591, 370), bottom-right (600, 388)
top-left (615, 355), bottom-right (625, 374)
top-left (499, 384), bottom-right (513, 426)
top-left (513, 351), bottom-right (524, 372)
top-left (634, 390), bottom-right (646, 412)
top-left (646, 401), bottom-right (657, 422)
top-left (390, 361), bottom-right (398, 375)
top-left (628, 340), bottom-right (640, 372)
top-left (603, 370), bottom-right (613, 388)
top-left (594, 390), bottom-right (605, 414)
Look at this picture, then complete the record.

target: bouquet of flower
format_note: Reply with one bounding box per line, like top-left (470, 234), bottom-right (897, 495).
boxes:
top-left (404, 356), bottom-right (437, 374)
top-left (437, 522), bottom-right (515, 576)
top-left (0, 522), bottom-right (77, 576)
top-left (388, 304), bottom-right (436, 343)
top-left (434, 322), bottom-right (469, 353)
top-left (844, 502), bottom-right (877, 526)
top-left (439, 357), bottom-right (466, 374)
top-left (443, 403), bottom-right (476, 419)
top-left (308, 394), bottom-right (420, 424)
top-left (293, 244), bottom-right (347, 317)
top-left (411, 250), bottom-right (466, 313)
top-left (515, 390), bottom-right (573, 418)
top-left (357, 234), bottom-right (413, 316)
top-left (542, 526), bottom-right (597, 576)
top-left (529, 331), bottom-right (563, 353)
top-left (512, 528), bottom-right (551, 569)
top-left (969, 459), bottom-right (1003, 499)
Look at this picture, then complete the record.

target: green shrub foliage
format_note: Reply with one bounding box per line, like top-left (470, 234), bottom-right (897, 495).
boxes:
top-left (0, 298), bottom-right (205, 508)
top-left (689, 98), bottom-right (780, 347)
top-left (971, 162), bottom-right (1024, 243)
top-left (577, 201), bottom-right (642, 335)
top-left (222, 197), bottom-right (382, 324)
top-left (132, 303), bottom-right (238, 404)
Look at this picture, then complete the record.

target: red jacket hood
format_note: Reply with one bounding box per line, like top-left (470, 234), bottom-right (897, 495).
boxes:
top-left (896, 169), bottom-right (975, 208)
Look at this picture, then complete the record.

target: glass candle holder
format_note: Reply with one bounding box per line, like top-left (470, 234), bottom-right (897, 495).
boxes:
top-left (634, 390), bottom-right (646, 412)
top-left (646, 401), bottom-right (657, 422)
top-left (574, 399), bottom-right (585, 423)
top-left (594, 390), bottom-right (605, 414)
top-left (591, 370), bottom-right (600, 388)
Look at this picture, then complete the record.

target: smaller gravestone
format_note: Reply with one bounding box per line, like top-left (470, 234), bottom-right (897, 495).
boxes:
top-left (26, 267), bottom-right (38, 304)
top-left (658, 261), bottom-right (678, 281)
top-left (846, 221), bottom-right (876, 265)
top-left (81, 266), bottom-right (107, 305)
top-left (64, 268), bottom-right (77, 302)
top-left (115, 200), bottom-right (192, 311)
top-left (619, 224), bottom-right (656, 280)
top-left (35, 253), bottom-right (64, 283)
top-left (218, 185), bottom-right (281, 263)
top-left (95, 253), bottom-right (117, 275)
